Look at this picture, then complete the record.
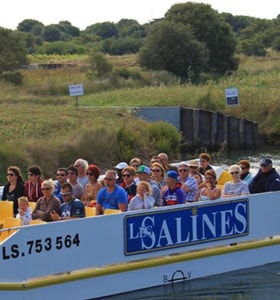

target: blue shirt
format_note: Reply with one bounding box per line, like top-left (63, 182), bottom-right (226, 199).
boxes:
top-left (97, 185), bottom-right (127, 210)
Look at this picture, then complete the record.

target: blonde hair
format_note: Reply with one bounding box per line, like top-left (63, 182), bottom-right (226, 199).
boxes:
top-left (42, 178), bottom-right (55, 189)
top-left (18, 196), bottom-right (29, 206)
top-left (228, 164), bottom-right (242, 175)
top-left (137, 181), bottom-right (152, 194)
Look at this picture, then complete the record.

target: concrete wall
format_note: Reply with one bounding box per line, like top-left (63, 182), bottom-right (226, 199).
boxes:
top-left (135, 107), bottom-right (259, 151)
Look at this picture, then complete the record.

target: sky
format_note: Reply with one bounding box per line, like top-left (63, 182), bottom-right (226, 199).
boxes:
top-left (1, 0), bottom-right (279, 30)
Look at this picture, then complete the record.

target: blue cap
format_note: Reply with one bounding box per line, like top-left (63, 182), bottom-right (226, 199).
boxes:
top-left (259, 158), bottom-right (272, 167)
top-left (166, 170), bottom-right (178, 180)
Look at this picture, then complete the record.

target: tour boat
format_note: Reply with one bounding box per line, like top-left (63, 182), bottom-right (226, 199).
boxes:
top-left (0, 189), bottom-right (280, 300)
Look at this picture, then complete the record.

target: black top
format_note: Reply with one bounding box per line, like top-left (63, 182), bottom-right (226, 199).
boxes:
top-left (2, 182), bottom-right (25, 216)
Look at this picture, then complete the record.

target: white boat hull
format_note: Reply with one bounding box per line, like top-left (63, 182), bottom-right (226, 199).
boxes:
top-left (0, 192), bottom-right (280, 299)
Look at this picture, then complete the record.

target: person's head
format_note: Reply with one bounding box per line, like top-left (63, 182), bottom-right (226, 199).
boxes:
top-left (74, 158), bottom-right (88, 176)
top-left (114, 162), bottom-right (128, 177)
top-left (205, 169), bottom-right (217, 185)
top-left (18, 196), bottom-right (29, 212)
top-left (137, 181), bottom-right (152, 197)
top-left (27, 165), bottom-right (42, 182)
top-left (151, 162), bottom-right (165, 179)
top-left (7, 166), bottom-right (24, 183)
top-left (87, 164), bottom-right (100, 181)
top-left (150, 156), bottom-right (162, 166)
top-left (60, 182), bottom-right (74, 203)
top-left (158, 153), bottom-right (169, 166)
top-left (192, 172), bottom-right (203, 185)
top-left (199, 153), bottom-right (211, 168)
top-left (165, 170), bottom-right (178, 188)
top-left (104, 170), bottom-right (117, 187)
top-left (136, 165), bottom-right (151, 181)
top-left (122, 166), bottom-right (136, 184)
top-left (259, 158), bottom-right (273, 173)
top-left (129, 157), bottom-right (142, 170)
top-left (56, 168), bottom-right (68, 183)
top-left (67, 165), bottom-right (78, 182)
top-left (41, 179), bottom-right (55, 196)
top-left (178, 163), bottom-right (190, 179)
top-left (188, 160), bottom-right (199, 174)
top-left (229, 165), bottom-right (242, 178)
top-left (238, 159), bottom-right (251, 174)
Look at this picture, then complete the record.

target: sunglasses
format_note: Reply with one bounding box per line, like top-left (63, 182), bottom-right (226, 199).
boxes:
top-left (7, 173), bottom-right (15, 176)
top-left (57, 174), bottom-right (66, 176)
top-left (60, 192), bottom-right (71, 196)
top-left (132, 164), bottom-right (139, 168)
top-left (41, 187), bottom-right (51, 191)
top-left (152, 169), bottom-right (161, 172)
top-left (230, 171), bottom-right (239, 175)
top-left (122, 174), bottom-right (131, 177)
top-left (87, 172), bottom-right (93, 175)
top-left (179, 169), bottom-right (188, 172)
top-left (104, 177), bottom-right (114, 181)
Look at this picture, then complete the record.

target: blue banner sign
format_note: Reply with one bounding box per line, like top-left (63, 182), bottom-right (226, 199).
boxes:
top-left (124, 199), bottom-right (248, 255)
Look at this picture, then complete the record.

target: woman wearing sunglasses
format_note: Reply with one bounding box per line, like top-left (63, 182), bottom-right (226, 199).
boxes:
top-left (31, 179), bottom-right (60, 222)
top-left (222, 165), bottom-right (250, 198)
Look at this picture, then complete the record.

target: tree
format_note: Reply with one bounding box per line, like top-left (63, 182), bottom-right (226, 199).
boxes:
top-left (0, 27), bottom-right (28, 84)
top-left (138, 20), bottom-right (209, 81)
top-left (165, 2), bottom-right (238, 73)
top-left (42, 25), bottom-right (61, 41)
top-left (17, 19), bottom-right (44, 35)
top-left (85, 22), bottom-right (118, 39)
top-left (87, 52), bottom-right (113, 79)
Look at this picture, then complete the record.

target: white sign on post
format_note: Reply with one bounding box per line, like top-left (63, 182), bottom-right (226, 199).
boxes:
top-left (69, 84), bottom-right (84, 97)
top-left (225, 88), bottom-right (239, 106)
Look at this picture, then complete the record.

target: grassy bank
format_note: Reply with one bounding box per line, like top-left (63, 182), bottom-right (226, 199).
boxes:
top-left (0, 52), bottom-right (279, 183)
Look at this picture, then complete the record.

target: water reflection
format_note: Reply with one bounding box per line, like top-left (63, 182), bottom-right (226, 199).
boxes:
top-left (103, 262), bottom-right (280, 300)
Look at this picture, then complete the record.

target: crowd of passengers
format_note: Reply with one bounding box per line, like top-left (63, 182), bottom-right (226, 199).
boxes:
top-left (2, 153), bottom-right (280, 225)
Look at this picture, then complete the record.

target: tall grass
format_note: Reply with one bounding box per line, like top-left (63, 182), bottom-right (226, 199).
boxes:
top-left (0, 52), bottom-right (280, 183)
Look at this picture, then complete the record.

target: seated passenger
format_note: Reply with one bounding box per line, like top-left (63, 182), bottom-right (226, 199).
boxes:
top-left (51, 183), bottom-right (85, 220)
top-left (163, 170), bottom-right (185, 206)
top-left (96, 170), bottom-right (127, 215)
top-left (32, 179), bottom-right (60, 222)
top-left (128, 181), bottom-right (155, 211)
top-left (120, 166), bottom-right (137, 203)
top-left (198, 170), bottom-right (221, 201)
top-left (249, 158), bottom-right (280, 193)
top-left (178, 163), bottom-right (198, 203)
top-left (222, 165), bottom-right (250, 198)
top-left (16, 196), bottom-right (32, 225)
top-left (82, 164), bottom-right (102, 207)
top-left (198, 153), bottom-right (213, 175)
top-left (238, 159), bottom-right (254, 185)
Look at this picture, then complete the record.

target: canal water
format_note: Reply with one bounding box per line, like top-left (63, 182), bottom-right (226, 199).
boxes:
top-left (104, 262), bottom-right (280, 300)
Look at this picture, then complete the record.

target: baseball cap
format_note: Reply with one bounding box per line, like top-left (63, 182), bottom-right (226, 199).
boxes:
top-left (114, 162), bottom-right (128, 169)
top-left (259, 158), bottom-right (272, 167)
top-left (166, 170), bottom-right (178, 180)
top-left (136, 165), bottom-right (151, 174)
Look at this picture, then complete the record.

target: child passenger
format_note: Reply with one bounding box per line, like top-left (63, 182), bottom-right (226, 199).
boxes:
top-left (16, 196), bottom-right (32, 225)
top-left (128, 181), bottom-right (155, 211)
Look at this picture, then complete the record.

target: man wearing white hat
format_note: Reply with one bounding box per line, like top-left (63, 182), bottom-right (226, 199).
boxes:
top-left (114, 162), bottom-right (128, 185)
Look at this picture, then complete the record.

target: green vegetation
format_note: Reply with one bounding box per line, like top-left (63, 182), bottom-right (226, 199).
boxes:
top-left (1, 2), bottom-right (280, 183)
